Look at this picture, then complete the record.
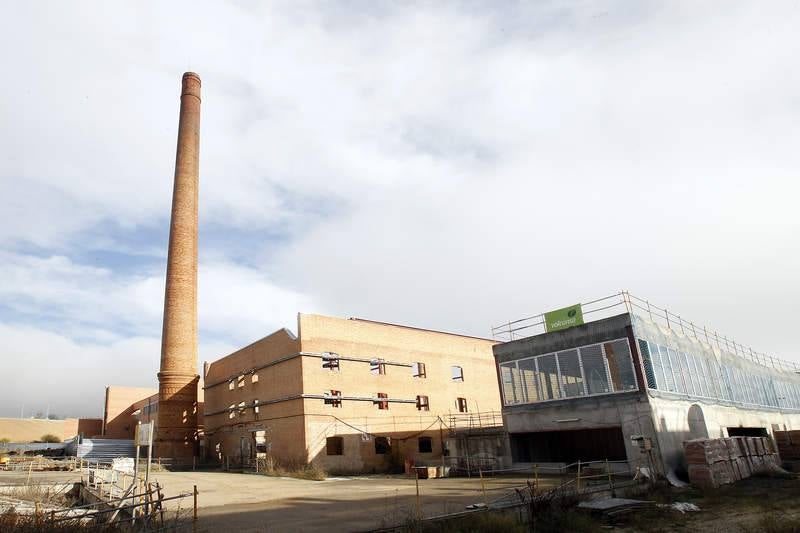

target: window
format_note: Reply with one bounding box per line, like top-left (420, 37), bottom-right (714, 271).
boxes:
top-left (418, 437), bottom-right (433, 453)
top-left (519, 359), bottom-right (538, 403)
top-left (254, 399), bottom-right (260, 414)
top-left (536, 354), bottom-right (560, 400)
top-left (637, 340), bottom-right (657, 390)
top-left (228, 380), bottom-right (235, 391)
top-left (416, 395), bottom-right (429, 411)
top-left (604, 340), bottom-right (637, 392)
top-left (412, 362), bottom-right (426, 378)
top-left (451, 366), bottom-right (464, 382)
top-left (237, 375), bottom-right (245, 388)
top-left (500, 362), bottom-right (523, 405)
top-left (370, 359), bottom-right (386, 375)
top-left (228, 403), bottom-right (236, 419)
top-left (322, 352), bottom-right (340, 371)
top-left (456, 397), bottom-right (468, 413)
top-left (251, 373), bottom-right (259, 384)
top-left (374, 436), bottom-right (391, 454)
top-left (326, 436), bottom-right (343, 455)
top-left (324, 390), bottom-right (342, 408)
top-left (667, 348), bottom-right (685, 393)
top-left (375, 392), bottom-right (389, 410)
top-left (580, 344), bottom-right (610, 395)
top-left (557, 349), bottom-right (585, 398)
top-left (254, 430), bottom-right (267, 453)
top-left (496, 337), bottom-right (641, 406)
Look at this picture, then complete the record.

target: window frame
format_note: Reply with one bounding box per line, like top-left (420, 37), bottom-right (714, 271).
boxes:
top-left (324, 390), bottom-right (342, 408)
top-left (497, 337), bottom-right (638, 407)
top-left (416, 395), bottom-right (429, 411)
top-left (370, 358), bottom-right (386, 376)
top-left (322, 352), bottom-right (340, 371)
top-left (375, 392), bottom-right (389, 410)
top-left (456, 397), bottom-right (468, 413)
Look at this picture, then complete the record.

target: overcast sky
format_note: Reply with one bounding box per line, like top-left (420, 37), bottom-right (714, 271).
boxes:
top-left (2, 1), bottom-right (799, 418)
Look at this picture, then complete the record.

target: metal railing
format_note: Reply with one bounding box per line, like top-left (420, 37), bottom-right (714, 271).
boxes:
top-left (76, 461), bottom-right (196, 529)
top-left (492, 290), bottom-right (800, 372)
top-left (447, 411), bottom-right (504, 432)
top-left (0, 456), bottom-right (80, 472)
top-left (368, 459), bottom-right (639, 532)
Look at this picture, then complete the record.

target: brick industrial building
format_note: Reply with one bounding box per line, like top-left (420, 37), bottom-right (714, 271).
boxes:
top-left (93, 72), bottom-right (506, 470)
top-left (203, 313), bottom-right (503, 472)
top-left (101, 385), bottom-right (204, 443)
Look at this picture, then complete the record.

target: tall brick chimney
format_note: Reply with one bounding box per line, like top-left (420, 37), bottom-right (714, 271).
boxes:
top-left (156, 72), bottom-right (201, 458)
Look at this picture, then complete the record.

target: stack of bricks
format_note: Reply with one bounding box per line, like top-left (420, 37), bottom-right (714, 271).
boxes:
top-left (774, 430), bottom-right (800, 461)
top-left (685, 436), bottom-right (781, 489)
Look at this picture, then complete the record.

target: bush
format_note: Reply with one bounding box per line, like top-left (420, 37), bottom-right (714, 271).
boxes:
top-left (255, 456), bottom-right (327, 481)
top-left (0, 438), bottom-right (10, 444)
top-left (39, 434), bottom-right (61, 443)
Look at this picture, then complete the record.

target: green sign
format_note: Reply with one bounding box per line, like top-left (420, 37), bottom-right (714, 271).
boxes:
top-left (544, 304), bottom-right (584, 332)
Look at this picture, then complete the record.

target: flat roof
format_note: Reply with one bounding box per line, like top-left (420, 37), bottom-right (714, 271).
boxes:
top-left (348, 317), bottom-right (497, 343)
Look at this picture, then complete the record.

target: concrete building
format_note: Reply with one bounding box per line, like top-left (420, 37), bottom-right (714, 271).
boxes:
top-left (203, 313), bottom-right (503, 473)
top-left (492, 293), bottom-right (800, 477)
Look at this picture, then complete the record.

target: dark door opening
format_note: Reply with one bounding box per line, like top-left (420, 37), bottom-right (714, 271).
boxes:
top-left (510, 427), bottom-right (627, 463)
top-left (727, 427), bottom-right (768, 437)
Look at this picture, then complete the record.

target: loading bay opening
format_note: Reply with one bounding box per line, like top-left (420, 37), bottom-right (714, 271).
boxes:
top-left (510, 427), bottom-right (627, 463)
top-left (727, 427), bottom-right (768, 437)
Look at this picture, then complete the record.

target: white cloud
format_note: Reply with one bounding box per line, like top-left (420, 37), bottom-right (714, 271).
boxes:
top-left (1, 1), bottom-right (800, 417)
top-left (0, 252), bottom-right (316, 416)
top-left (0, 323), bottom-right (239, 418)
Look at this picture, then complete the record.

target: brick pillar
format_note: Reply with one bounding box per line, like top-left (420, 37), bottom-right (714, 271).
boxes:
top-left (156, 72), bottom-right (201, 458)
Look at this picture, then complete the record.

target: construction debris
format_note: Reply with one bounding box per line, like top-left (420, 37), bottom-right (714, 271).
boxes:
top-left (668, 502), bottom-right (701, 513)
top-left (578, 497), bottom-right (654, 517)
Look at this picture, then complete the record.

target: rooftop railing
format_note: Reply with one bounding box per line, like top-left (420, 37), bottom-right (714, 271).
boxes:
top-left (491, 291), bottom-right (800, 373)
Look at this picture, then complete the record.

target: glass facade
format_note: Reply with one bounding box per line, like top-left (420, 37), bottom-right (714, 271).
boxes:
top-left (638, 338), bottom-right (800, 410)
top-left (499, 338), bottom-right (638, 406)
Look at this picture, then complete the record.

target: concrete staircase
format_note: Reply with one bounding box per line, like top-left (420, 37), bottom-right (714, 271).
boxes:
top-left (76, 439), bottom-right (136, 463)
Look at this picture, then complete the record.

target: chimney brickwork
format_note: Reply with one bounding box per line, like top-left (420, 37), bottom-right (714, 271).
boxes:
top-left (156, 72), bottom-right (201, 458)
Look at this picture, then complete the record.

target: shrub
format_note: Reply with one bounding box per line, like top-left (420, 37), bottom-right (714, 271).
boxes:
top-left (39, 434), bottom-right (61, 443)
top-left (255, 456), bottom-right (327, 481)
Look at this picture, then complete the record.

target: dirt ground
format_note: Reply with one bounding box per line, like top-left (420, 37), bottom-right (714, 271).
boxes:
top-left (0, 470), bottom-right (557, 532)
top-left (609, 476), bottom-right (800, 533)
top-left (155, 471), bottom-right (556, 532)
top-left (2, 471), bottom-right (797, 532)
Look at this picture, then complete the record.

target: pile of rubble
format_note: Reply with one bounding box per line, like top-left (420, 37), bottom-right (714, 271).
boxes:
top-left (685, 436), bottom-right (781, 489)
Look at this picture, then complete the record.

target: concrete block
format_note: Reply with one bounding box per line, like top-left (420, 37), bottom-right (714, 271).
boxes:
top-left (737, 456), bottom-right (751, 479)
top-left (688, 464), bottom-right (718, 489)
top-left (724, 438), bottom-right (741, 459)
